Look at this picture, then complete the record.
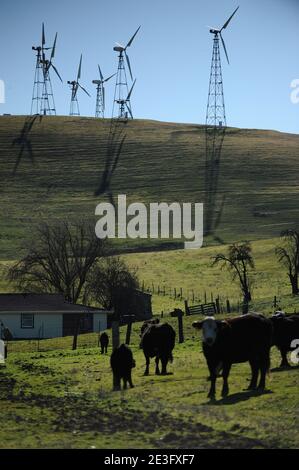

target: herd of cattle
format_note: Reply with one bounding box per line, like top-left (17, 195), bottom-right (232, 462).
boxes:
top-left (100, 311), bottom-right (299, 399)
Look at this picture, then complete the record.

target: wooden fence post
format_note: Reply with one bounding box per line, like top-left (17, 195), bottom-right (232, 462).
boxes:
top-left (112, 320), bottom-right (120, 349)
top-left (177, 312), bottom-right (184, 343)
top-left (226, 299), bottom-right (231, 314)
top-left (125, 322), bottom-right (132, 345)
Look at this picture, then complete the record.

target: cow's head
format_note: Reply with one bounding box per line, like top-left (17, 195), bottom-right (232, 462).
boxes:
top-left (140, 318), bottom-right (160, 337)
top-left (192, 316), bottom-right (230, 346)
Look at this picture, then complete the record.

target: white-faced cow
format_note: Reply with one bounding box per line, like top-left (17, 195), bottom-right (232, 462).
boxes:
top-left (192, 313), bottom-right (273, 399)
top-left (140, 321), bottom-right (176, 376)
top-left (270, 312), bottom-right (299, 368)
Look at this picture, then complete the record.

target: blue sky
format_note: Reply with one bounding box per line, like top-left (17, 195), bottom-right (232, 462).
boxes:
top-left (0, 0), bottom-right (298, 133)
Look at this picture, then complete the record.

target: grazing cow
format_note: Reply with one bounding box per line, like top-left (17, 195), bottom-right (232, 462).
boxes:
top-left (140, 318), bottom-right (160, 336)
top-left (99, 332), bottom-right (109, 354)
top-left (110, 344), bottom-right (136, 391)
top-left (192, 313), bottom-right (273, 399)
top-left (140, 321), bottom-right (175, 376)
top-left (270, 312), bottom-right (299, 368)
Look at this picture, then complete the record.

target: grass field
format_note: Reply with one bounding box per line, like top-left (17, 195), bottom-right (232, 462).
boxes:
top-left (2, 237), bottom-right (299, 315)
top-left (1, 116), bottom-right (299, 449)
top-left (1, 116), bottom-right (299, 259)
top-left (1, 313), bottom-right (298, 449)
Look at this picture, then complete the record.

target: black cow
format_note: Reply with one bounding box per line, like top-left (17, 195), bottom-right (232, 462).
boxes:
top-left (270, 312), bottom-right (299, 368)
top-left (110, 344), bottom-right (136, 391)
top-left (140, 321), bottom-right (175, 376)
top-left (99, 332), bottom-right (109, 354)
top-left (193, 313), bottom-right (273, 399)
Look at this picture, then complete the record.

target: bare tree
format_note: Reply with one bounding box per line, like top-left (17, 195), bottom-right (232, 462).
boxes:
top-left (7, 221), bottom-right (107, 349)
top-left (276, 229), bottom-right (299, 295)
top-left (87, 256), bottom-right (139, 316)
top-left (212, 242), bottom-right (254, 314)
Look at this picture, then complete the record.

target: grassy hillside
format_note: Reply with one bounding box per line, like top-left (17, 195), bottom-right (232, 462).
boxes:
top-left (2, 237), bottom-right (299, 314)
top-left (1, 314), bottom-right (298, 449)
top-left (0, 115), bottom-right (299, 259)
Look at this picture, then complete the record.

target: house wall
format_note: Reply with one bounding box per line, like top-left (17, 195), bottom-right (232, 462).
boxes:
top-left (0, 314), bottom-right (62, 339)
top-left (93, 313), bottom-right (107, 332)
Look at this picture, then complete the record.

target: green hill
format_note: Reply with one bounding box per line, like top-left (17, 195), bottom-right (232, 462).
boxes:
top-left (1, 115), bottom-right (299, 259)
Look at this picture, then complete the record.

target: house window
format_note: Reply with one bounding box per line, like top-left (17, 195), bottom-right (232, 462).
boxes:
top-left (21, 313), bottom-right (34, 329)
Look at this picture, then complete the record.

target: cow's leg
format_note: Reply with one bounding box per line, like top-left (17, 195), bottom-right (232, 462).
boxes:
top-left (113, 373), bottom-right (121, 391)
top-left (155, 356), bottom-right (161, 375)
top-left (207, 361), bottom-right (216, 399)
top-left (248, 359), bottom-right (258, 390)
top-left (221, 362), bottom-right (231, 398)
top-left (128, 372), bottom-right (134, 388)
top-left (123, 377), bottom-right (127, 390)
top-left (160, 355), bottom-right (168, 375)
top-left (144, 355), bottom-right (150, 376)
top-left (101, 346), bottom-right (104, 354)
top-left (279, 348), bottom-right (291, 368)
top-left (258, 350), bottom-right (270, 390)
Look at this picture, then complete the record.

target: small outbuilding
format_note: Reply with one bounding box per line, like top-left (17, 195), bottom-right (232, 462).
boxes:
top-left (0, 293), bottom-right (109, 340)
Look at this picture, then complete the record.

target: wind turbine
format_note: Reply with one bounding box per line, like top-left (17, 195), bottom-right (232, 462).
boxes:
top-left (206, 6), bottom-right (239, 127)
top-left (31, 23), bottom-right (62, 115)
top-left (204, 6), bottom-right (239, 237)
top-left (67, 54), bottom-right (91, 116)
top-left (92, 66), bottom-right (115, 118)
top-left (112, 26), bottom-right (140, 119)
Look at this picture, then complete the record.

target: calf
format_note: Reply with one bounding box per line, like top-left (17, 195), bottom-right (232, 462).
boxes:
top-left (110, 344), bottom-right (136, 391)
top-left (270, 312), bottom-right (299, 368)
top-left (193, 313), bottom-right (273, 399)
top-left (140, 322), bottom-right (175, 376)
top-left (99, 332), bottom-right (109, 354)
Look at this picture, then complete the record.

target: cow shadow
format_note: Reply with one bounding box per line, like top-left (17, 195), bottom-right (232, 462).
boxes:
top-left (12, 114), bottom-right (42, 175)
top-left (271, 365), bottom-right (299, 373)
top-left (207, 388), bottom-right (273, 406)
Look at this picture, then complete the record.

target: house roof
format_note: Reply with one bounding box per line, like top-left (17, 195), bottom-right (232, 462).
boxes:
top-left (0, 293), bottom-right (108, 315)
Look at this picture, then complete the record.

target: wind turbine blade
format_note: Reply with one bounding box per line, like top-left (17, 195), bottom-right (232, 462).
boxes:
top-left (77, 54), bottom-right (82, 81)
top-left (42, 23), bottom-right (46, 46)
top-left (50, 33), bottom-right (57, 61)
top-left (220, 33), bottom-right (229, 64)
top-left (98, 65), bottom-right (103, 81)
top-left (78, 83), bottom-right (91, 97)
top-left (221, 6), bottom-right (239, 31)
top-left (51, 64), bottom-right (63, 82)
top-left (126, 79), bottom-right (136, 100)
top-left (125, 25), bottom-right (141, 49)
top-left (125, 103), bottom-right (133, 119)
top-left (104, 73), bottom-right (116, 83)
top-left (125, 52), bottom-right (133, 81)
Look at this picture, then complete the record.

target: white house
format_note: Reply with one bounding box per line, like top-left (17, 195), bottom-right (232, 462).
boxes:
top-left (0, 293), bottom-right (110, 340)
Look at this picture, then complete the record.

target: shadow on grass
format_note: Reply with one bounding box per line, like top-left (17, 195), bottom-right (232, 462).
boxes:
top-left (12, 114), bottom-right (42, 175)
top-left (207, 388), bottom-right (273, 406)
top-left (271, 365), bottom-right (299, 373)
